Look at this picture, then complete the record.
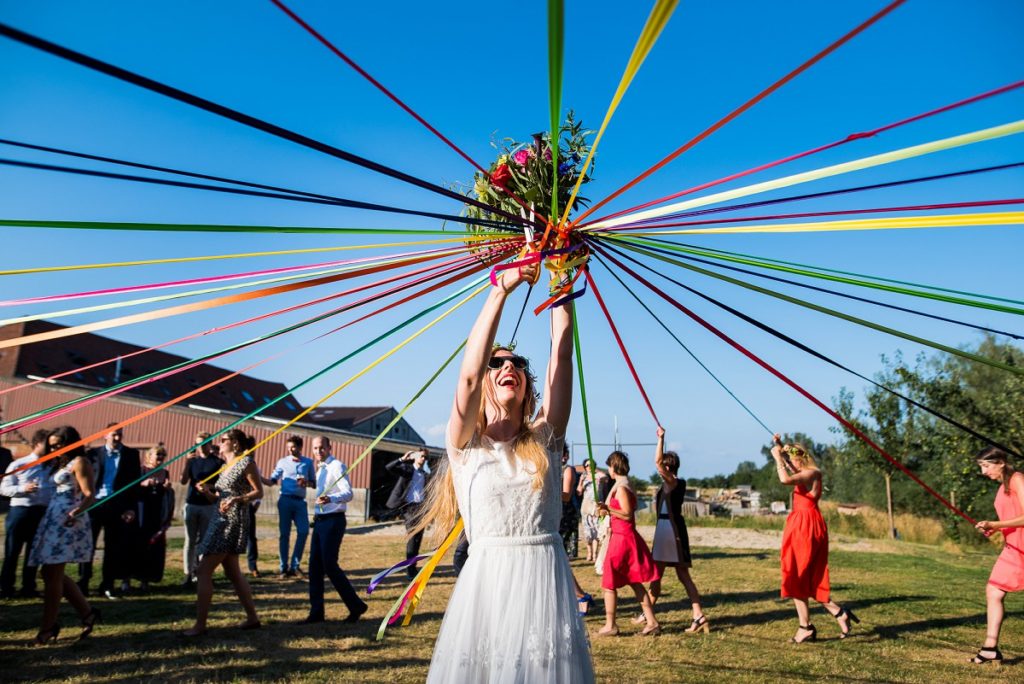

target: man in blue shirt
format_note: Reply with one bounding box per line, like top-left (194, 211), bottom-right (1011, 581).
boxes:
top-left (262, 436), bottom-right (313, 578)
top-left (79, 423), bottom-right (141, 599)
top-left (0, 429), bottom-right (54, 598)
top-left (385, 449), bottom-right (431, 578)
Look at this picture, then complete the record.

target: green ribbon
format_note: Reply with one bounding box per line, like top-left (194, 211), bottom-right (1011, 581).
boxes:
top-left (604, 234), bottom-right (1024, 316)
top-left (0, 218), bottom-right (503, 235)
top-left (571, 306), bottom-right (599, 501)
top-left (548, 0), bottom-right (564, 221)
top-left (596, 255), bottom-right (774, 435)
top-left (607, 238), bottom-right (1024, 377)
top-left (81, 276), bottom-right (487, 514)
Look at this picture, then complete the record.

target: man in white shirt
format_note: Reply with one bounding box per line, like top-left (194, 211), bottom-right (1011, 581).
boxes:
top-left (299, 435), bottom-right (367, 624)
top-left (0, 429), bottom-right (54, 598)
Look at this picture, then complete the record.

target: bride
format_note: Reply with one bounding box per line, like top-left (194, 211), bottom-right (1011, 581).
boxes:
top-left (416, 260), bottom-right (594, 682)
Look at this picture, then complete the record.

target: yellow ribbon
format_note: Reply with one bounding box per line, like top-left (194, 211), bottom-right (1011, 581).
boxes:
top-left (611, 210), bottom-right (1024, 235)
top-left (200, 282), bottom-right (489, 484)
top-left (587, 119), bottom-right (1024, 229)
top-left (0, 246), bottom-right (474, 327)
top-left (0, 235), bottom-right (500, 277)
top-left (558, 0), bottom-right (679, 228)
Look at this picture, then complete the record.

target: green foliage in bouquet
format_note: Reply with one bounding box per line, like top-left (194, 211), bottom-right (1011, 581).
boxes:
top-left (461, 111), bottom-right (595, 236)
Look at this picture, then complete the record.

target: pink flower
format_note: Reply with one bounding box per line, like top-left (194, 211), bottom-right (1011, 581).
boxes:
top-left (512, 149), bottom-right (531, 167)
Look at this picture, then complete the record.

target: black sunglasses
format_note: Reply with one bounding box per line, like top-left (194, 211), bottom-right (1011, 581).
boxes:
top-left (488, 355), bottom-right (528, 370)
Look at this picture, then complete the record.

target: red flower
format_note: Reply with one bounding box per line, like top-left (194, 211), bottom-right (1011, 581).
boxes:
top-left (490, 163), bottom-right (511, 189)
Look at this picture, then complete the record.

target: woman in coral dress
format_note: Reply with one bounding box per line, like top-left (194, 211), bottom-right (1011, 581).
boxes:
top-left (771, 434), bottom-right (857, 643)
top-left (971, 447), bottom-right (1024, 665)
top-left (596, 450), bottom-right (661, 636)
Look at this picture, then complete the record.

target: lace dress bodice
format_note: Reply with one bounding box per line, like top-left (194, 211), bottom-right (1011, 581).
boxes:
top-left (448, 423), bottom-right (562, 542)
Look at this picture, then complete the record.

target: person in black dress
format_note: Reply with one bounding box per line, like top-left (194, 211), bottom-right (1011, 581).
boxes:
top-left (136, 445), bottom-right (174, 591)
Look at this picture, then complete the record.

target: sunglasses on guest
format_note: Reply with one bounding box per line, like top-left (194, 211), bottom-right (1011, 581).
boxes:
top-left (488, 355), bottom-right (529, 370)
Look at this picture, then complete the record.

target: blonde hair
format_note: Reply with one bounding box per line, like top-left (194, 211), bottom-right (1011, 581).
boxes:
top-left (788, 442), bottom-right (817, 469)
top-left (413, 348), bottom-right (548, 545)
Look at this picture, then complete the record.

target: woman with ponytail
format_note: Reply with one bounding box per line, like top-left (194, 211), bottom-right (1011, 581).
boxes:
top-left (419, 261), bottom-right (594, 682)
top-left (971, 447), bottom-right (1024, 665)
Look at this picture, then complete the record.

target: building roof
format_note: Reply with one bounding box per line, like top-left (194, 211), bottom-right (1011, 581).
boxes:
top-left (0, 320), bottom-right (302, 419)
top-left (304, 406), bottom-right (392, 430)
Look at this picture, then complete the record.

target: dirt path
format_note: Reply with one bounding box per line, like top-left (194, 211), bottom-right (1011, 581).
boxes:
top-left (363, 522), bottom-right (881, 552)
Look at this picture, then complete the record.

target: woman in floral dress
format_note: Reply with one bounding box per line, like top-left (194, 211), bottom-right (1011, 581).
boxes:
top-left (28, 426), bottom-right (99, 644)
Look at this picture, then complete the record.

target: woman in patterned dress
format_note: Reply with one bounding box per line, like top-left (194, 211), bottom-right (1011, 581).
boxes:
top-left (183, 429), bottom-right (262, 636)
top-left (971, 447), bottom-right (1024, 665)
top-left (28, 426), bottom-right (99, 644)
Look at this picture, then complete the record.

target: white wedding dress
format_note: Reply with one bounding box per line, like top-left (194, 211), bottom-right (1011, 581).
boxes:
top-left (426, 422), bottom-right (594, 683)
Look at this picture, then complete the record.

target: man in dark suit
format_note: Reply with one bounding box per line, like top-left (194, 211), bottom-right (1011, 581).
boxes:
top-left (79, 423), bottom-right (141, 599)
top-left (385, 448), bottom-right (431, 578)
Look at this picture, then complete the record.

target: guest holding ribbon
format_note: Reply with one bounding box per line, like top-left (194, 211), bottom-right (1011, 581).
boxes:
top-left (28, 426), bottom-right (99, 644)
top-left (183, 429), bottom-right (262, 636)
top-left (577, 463), bottom-right (609, 565)
top-left (299, 435), bottom-right (367, 624)
top-left (970, 447), bottom-right (1024, 665)
top-left (596, 450), bottom-right (660, 636)
top-left (1, 429), bottom-right (54, 600)
top-left (771, 434), bottom-right (857, 643)
top-left (644, 426), bottom-right (708, 633)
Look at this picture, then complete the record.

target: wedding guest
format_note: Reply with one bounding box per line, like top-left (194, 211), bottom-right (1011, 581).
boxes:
top-left (1, 429), bottom-right (54, 599)
top-left (136, 444), bottom-right (174, 592)
top-left (385, 448), bottom-right (432, 578)
top-left (298, 436), bottom-right (367, 624)
top-left (771, 434), bottom-right (857, 643)
top-left (596, 450), bottom-right (660, 636)
top-left (79, 424), bottom-right (141, 599)
top-left (971, 447), bottom-right (1024, 665)
top-left (262, 436), bottom-right (313, 578)
top-left (560, 444), bottom-right (581, 558)
top-left (28, 426), bottom-right (99, 644)
top-left (646, 427), bottom-right (707, 632)
top-left (414, 261), bottom-right (594, 681)
top-left (577, 463), bottom-right (610, 564)
top-left (183, 429), bottom-right (262, 636)
top-left (180, 432), bottom-right (223, 587)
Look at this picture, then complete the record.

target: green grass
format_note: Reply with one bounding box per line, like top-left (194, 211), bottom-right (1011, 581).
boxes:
top-left (1, 528), bottom-right (1021, 683)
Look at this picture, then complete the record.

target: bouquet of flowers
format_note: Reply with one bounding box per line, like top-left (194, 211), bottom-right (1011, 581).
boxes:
top-left (461, 111), bottom-right (595, 238)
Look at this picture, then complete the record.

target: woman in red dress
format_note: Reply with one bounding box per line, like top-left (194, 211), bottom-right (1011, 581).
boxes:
top-left (971, 447), bottom-right (1024, 665)
top-left (771, 434), bottom-right (857, 643)
top-left (596, 451), bottom-right (661, 636)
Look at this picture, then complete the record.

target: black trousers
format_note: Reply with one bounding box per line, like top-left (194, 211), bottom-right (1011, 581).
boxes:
top-left (308, 512), bottom-right (365, 617)
top-left (79, 500), bottom-right (138, 590)
top-left (401, 504), bottom-right (425, 568)
top-left (1, 505), bottom-right (45, 594)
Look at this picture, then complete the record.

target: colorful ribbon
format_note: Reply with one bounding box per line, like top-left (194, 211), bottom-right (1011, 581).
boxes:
top-left (588, 119), bottom-right (1024, 229)
top-left (366, 554), bottom-right (433, 595)
top-left (574, 0), bottom-right (908, 226)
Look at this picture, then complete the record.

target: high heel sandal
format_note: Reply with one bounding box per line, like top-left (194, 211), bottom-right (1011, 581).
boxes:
top-left (832, 605), bottom-right (860, 639)
top-left (79, 607), bottom-right (101, 640)
top-left (971, 647), bottom-right (1003, 665)
top-left (630, 611), bottom-right (647, 625)
top-left (34, 623), bottom-right (60, 645)
top-left (640, 623), bottom-right (662, 637)
top-left (576, 593), bottom-right (593, 617)
top-left (685, 615), bottom-right (710, 634)
top-left (790, 624), bottom-right (816, 644)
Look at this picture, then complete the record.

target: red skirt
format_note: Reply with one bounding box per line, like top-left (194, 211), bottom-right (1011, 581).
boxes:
top-left (780, 509), bottom-right (830, 602)
top-left (602, 526), bottom-right (661, 590)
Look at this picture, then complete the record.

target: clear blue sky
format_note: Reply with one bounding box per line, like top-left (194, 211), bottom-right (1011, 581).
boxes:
top-left (1, 1), bottom-right (1022, 479)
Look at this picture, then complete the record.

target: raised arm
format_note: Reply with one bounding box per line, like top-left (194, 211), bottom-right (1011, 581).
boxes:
top-left (654, 426), bottom-right (676, 486)
top-left (450, 263), bottom-right (538, 449)
top-left (535, 298), bottom-right (574, 438)
top-left (770, 434), bottom-right (817, 487)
